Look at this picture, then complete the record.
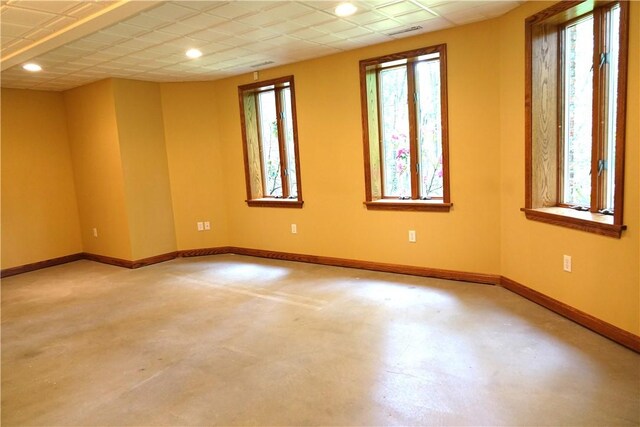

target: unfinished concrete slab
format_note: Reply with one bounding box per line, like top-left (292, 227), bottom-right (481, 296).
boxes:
top-left (2, 255), bottom-right (639, 425)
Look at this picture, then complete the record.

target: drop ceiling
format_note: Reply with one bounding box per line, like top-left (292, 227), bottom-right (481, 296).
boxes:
top-left (0, 0), bottom-right (523, 91)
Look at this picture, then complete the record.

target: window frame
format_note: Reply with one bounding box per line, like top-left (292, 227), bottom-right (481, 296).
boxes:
top-left (360, 44), bottom-right (452, 212)
top-left (523, 0), bottom-right (629, 238)
top-left (238, 75), bottom-right (303, 208)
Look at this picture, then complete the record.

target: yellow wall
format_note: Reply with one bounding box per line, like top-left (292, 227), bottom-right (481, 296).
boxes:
top-left (1, 89), bottom-right (82, 268)
top-left (211, 19), bottom-right (502, 275)
top-left (64, 79), bottom-right (133, 260)
top-left (160, 82), bottom-right (230, 250)
top-left (112, 79), bottom-right (177, 260)
top-left (498, 1), bottom-right (640, 334)
top-left (1, 1), bottom-right (637, 336)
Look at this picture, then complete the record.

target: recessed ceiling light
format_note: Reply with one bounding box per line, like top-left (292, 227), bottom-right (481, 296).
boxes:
top-left (186, 48), bottom-right (202, 59)
top-left (22, 63), bottom-right (42, 72)
top-left (335, 2), bottom-right (357, 17)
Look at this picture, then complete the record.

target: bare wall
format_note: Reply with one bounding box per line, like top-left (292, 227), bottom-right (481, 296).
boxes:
top-left (1, 89), bottom-right (82, 269)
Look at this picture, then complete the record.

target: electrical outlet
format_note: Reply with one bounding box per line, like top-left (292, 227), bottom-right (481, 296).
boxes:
top-left (204, 221), bottom-right (211, 231)
top-left (291, 224), bottom-right (297, 234)
top-left (563, 255), bottom-right (572, 272)
top-left (92, 227), bottom-right (98, 238)
top-left (197, 222), bottom-right (204, 231)
top-left (408, 230), bottom-right (416, 243)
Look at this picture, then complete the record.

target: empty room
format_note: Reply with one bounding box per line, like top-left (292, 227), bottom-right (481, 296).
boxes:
top-left (1, 0), bottom-right (638, 425)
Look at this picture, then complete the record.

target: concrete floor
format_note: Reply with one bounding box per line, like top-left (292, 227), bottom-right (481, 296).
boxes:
top-left (2, 255), bottom-right (639, 426)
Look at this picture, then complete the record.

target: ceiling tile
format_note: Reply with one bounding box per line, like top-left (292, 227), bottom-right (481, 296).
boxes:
top-left (197, 50), bottom-right (237, 65)
top-left (326, 38), bottom-right (365, 51)
top-left (177, 12), bottom-right (226, 29)
top-left (289, 10), bottom-right (333, 27)
top-left (301, 1), bottom-right (341, 12)
top-left (83, 31), bottom-right (128, 45)
top-left (214, 36), bottom-right (251, 48)
top-left (348, 32), bottom-right (390, 46)
top-left (40, 14), bottom-right (76, 29)
top-left (265, 20), bottom-right (306, 34)
top-left (188, 28), bottom-right (231, 43)
top-left (156, 21), bottom-right (200, 36)
top-left (309, 33), bottom-right (345, 45)
top-left (238, 27), bottom-right (280, 42)
top-left (98, 44), bottom-right (139, 57)
top-left (135, 31), bottom-right (179, 45)
top-left (344, 10), bottom-right (388, 26)
top-left (163, 37), bottom-right (210, 50)
top-left (102, 23), bottom-right (148, 38)
top-left (311, 19), bottom-right (357, 33)
top-left (265, 3), bottom-right (315, 19)
top-left (476, 1), bottom-right (521, 18)
top-left (2, 37), bottom-right (29, 51)
top-left (137, 43), bottom-right (181, 57)
top-left (64, 2), bottom-right (113, 20)
top-left (80, 51), bottom-right (114, 63)
top-left (106, 56), bottom-right (145, 66)
top-left (178, 1), bottom-right (221, 13)
top-left (0, 6), bottom-right (56, 27)
top-left (414, 16), bottom-right (451, 32)
top-left (413, 0), bottom-right (451, 5)
top-left (65, 59), bottom-right (98, 68)
top-left (8, 1), bottom-right (77, 14)
top-left (122, 12), bottom-right (171, 31)
top-left (394, 9), bottom-right (437, 24)
top-left (376, 1), bottom-right (421, 17)
top-left (207, 3), bottom-right (256, 20)
top-left (218, 47), bottom-right (254, 58)
top-left (258, 35), bottom-right (298, 47)
top-left (364, 19), bottom-right (403, 32)
top-left (236, 10), bottom-right (283, 27)
top-left (289, 27), bottom-right (327, 40)
top-left (431, 1), bottom-right (485, 15)
top-left (335, 26), bottom-right (374, 39)
top-left (197, 42), bottom-right (238, 55)
top-left (355, 0), bottom-right (401, 8)
top-left (251, 2), bottom-right (290, 12)
top-left (115, 37), bottom-right (156, 51)
top-left (0, 0), bottom-right (524, 91)
top-left (209, 20), bottom-right (255, 36)
top-left (22, 26), bottom-right (54, 40)
top-left (47, 45), bottom-right (92, 59)
top-left (65, 38), bottom-right (110, 51)
top-left (0, 21), bottom-right (31, 37)
top-left (143, 3), bottom-right (197, 21)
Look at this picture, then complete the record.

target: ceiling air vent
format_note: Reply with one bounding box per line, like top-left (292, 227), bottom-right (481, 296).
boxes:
top-left (250, 61), bottom-right (275, 68)
top-left (387, 25), bottom-right (422, 36)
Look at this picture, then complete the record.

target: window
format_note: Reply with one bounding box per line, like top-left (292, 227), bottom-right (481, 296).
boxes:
top-left (239, 76), bottom-right (303, 208)
top-left (524, 1), bottom-right (628, 237)
top-left (360, 44), bottom-right (451, 211)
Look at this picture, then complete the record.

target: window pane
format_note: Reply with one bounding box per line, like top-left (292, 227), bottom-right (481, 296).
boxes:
top-left (604, 4), bottom-right (620, 211)
top-left (281, 88), bottom-right (297, 198)
top-left (562, 16), bottom-right (593, 207)
top-left (258, 90), bottom-right (282, 197)
top-left (380, 66), bottom-right (410, 198)
top-left (416, 59), bottom-right (443, 199)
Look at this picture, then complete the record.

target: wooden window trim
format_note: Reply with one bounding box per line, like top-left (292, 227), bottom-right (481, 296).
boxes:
top-left (524, 0), bottom-right (628, 238)
top-left (360, 44), bottom-right (451, 212)
top-left (238, 75), bottom-right (303, 208)
top-left (364, 200), bottom-right (452, 212)
top-left (521, 207), bottom-right (626, 238)
top-left (246, 199), bottom-right (304, 209)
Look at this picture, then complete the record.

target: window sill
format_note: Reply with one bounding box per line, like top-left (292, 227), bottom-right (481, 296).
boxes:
top-left (364, 199), bottom-right (452, 212)
top-left (521, 207), bottom-right (626, 238)
top-left (246, 199), bottom-right (303, 208)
